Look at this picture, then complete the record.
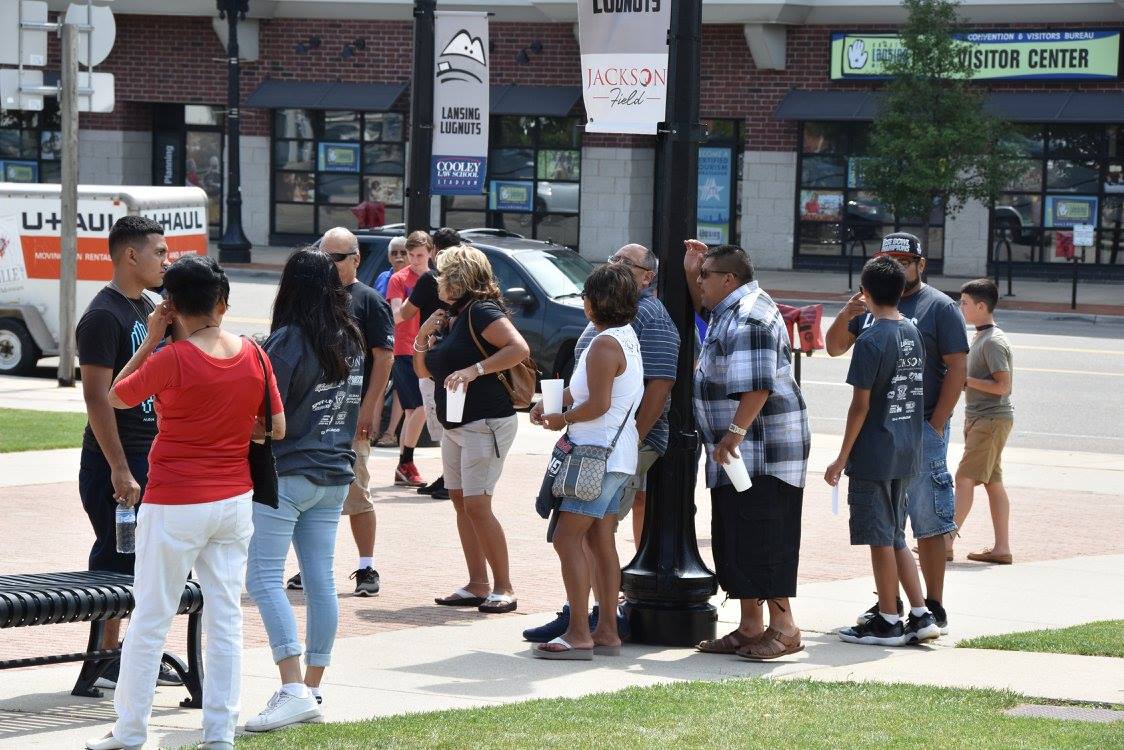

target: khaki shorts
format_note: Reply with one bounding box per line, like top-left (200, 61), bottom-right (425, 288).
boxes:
top-left (957, 417), bottom-right (1013, 485)
top-left (618, 444), bottom-right (661, 520)
top-left (342, 437), bottom-right (374, 515)
top-left (442, 415), bottom-right (518, 497)
top-left (418, 377), bottom-right (444, 442)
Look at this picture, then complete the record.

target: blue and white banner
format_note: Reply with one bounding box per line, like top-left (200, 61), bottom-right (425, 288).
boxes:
top-left (431, 12), bottom-right (489, 195)
top-left (697, 146), bottom-right (733, 244)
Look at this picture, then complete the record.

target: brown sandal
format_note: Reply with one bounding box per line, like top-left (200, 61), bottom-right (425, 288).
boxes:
top-left (696, 629), bottom-right (761, 654)
top-left (967, 548), bottom-right (1013, 565)
top-left (737, 627), bottom-right (804, 661)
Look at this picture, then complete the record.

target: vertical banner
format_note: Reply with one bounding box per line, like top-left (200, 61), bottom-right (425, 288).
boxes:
top-left (697, 146), bottom-right (733, 244)
top-left (578, 1), bottom-right (671, 135)
top-left (431, 12), bottom-right (489, 195)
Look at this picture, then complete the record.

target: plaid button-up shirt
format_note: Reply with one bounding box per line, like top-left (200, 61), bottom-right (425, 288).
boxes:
top-left (693, 282), bottom-right (811, 489)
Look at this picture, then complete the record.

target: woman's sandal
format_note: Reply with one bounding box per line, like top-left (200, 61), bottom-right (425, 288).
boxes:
top-left (434, 588), bottom-right (486, 607)
top-left (696, 629), bottom-right (761, 655)
top-left (532, 636), bottom-right (593, 660)
top-left (736, 627), bottom-right (804, 661)
top-left (478, 593), bottom-right (518, 614)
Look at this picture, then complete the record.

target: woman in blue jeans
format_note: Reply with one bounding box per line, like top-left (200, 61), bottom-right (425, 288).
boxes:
top-left (244, 248), bottom-right (365, 732)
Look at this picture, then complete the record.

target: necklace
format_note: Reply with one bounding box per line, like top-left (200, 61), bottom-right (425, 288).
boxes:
top-left (107, 281), bottom-right (151, 324)
top-left (188, 323), bottom-right (217, 337)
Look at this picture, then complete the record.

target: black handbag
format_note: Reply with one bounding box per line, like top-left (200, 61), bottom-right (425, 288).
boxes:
top-left (247, 339), bottom-right (279, 508)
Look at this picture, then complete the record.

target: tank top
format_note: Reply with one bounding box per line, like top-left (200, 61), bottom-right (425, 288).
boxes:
top-left (566, 325), bottom-right (644, 475)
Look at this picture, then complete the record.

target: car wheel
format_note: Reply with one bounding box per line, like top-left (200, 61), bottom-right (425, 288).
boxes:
top-left (0, 318), bottom-right (41, 376)
top-left (558, 350), bottom-right (576, 386)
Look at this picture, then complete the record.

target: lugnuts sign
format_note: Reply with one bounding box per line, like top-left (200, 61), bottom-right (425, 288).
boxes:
top-left (430, 12), bottom-right (490, 195)
top-left (579, 0), bottom-right (670, 135)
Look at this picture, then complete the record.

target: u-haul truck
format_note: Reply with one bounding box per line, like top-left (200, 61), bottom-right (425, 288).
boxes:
top-left (0, 183), bottom-right (208, 374)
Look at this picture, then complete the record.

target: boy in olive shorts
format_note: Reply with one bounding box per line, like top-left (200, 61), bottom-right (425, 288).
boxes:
top-left (951, 279), bottom-right (1014, 564)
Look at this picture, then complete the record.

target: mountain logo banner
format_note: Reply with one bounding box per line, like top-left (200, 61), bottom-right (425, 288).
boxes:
top-left (578, 1), bottom-right (671, 135)
top-left (431, 12), bottom-right (489, 195)
top-left (831, 29), bottom-right (1121, 81)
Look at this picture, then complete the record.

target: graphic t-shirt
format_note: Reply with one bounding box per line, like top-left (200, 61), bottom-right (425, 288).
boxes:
top-left (848, 284), bottom-right (969, 420)
top-left (113, 338), bottom-right (282, 504)
top-left (265, 325), bottom-right (363, 486)
top-left (386, 266), bottom-right (422, 356)
top-left (408, 271), bottom-right (451, 327)
top-left (845, 318), bottom-right (924, 481)
top-left (76, 286), bottom-right (159, 455)
top-left (346, 280), bottom-right (394, 396)
top-left (965, 326), bottom-right (1014, 419)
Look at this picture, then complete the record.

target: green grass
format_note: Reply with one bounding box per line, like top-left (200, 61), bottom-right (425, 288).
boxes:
top-left (960, 620), bottom-right (1124, 659)
top-left (232, 679), bottom-right (1122, 749)
top-left (0, 408), bottom-right (87, 453)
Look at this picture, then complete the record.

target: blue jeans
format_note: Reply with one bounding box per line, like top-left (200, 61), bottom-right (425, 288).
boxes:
top-left (246, 475), bottom-right (348, 667)
top-left (906, 421), bottom-right (958, 539)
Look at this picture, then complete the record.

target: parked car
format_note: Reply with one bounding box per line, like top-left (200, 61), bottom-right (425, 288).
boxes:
top-left (356, 226), bottom-right (594, 382)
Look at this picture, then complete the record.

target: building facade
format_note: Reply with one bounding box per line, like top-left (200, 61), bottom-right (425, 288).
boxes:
top-left (6, 0), bottom-right (1123, 276)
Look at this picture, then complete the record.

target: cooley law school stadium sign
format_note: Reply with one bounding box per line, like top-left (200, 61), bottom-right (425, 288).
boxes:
top-left (832, 29), bottom-right (1122, 81)
top-left (431, 12), bottom-right (490, 195)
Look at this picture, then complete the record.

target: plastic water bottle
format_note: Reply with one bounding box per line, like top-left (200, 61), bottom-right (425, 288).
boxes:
top-left (115, 505), bottom-right (136, 554)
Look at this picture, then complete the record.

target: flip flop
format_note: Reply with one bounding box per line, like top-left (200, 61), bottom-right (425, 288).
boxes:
top-left (478, 593), bottom-right (518, 614)
top-left (532, 637), bottom-right (593, 661)
top-left (434, 588), bottom-right (486, 607)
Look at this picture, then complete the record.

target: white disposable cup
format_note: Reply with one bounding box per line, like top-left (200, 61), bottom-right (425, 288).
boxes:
top-left (721, 452), bottom-right (753, 493)
top-left (445, 383), bottom-right (466, 423)
top-left (541, 378), bottom-right (564, 415)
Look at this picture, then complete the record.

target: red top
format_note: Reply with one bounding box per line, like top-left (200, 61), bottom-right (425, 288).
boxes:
top-left (386, 266), bottom-right (421, 356)
top-left (114, 338), bottom-right (282, 505)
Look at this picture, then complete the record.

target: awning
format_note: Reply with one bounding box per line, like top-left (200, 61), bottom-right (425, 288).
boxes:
top-left (490, 85), bottom-right (582, 117)
top-left (776, 89), bottom-right (1124, 124)
top-left (246, 80), bottom-right (407, 111)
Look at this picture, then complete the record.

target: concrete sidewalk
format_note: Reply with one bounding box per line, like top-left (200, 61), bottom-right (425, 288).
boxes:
top-left (0, 555), bottom-right (1120, 749)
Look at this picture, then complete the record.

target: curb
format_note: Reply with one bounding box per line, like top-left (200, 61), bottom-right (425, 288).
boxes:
top-left (773, 297), bottom-right (1124, 326)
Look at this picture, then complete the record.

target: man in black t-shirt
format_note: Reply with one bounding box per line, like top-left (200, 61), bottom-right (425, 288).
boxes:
top-left (320, 227), bottom-right (395, 596)
top-left (76, 215), bottom-right (170, 669)
top-left (399, 227), bottom-right (462, 499)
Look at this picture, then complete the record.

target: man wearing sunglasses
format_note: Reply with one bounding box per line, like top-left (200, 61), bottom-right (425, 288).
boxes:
top-left (825, 232), bottom-right (968, 636)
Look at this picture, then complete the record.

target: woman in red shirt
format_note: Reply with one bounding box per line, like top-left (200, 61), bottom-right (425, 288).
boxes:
top-left (86, 255), bottom-right (284, 750)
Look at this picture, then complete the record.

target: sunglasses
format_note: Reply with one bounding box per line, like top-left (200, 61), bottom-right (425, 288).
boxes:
top-left (609, 254), bottom-right (651, 272)
top-left (328, 251), bottom-right (358, 262)
top-left (698, 267), bottom-right (733, 279)
top-left (388, 250), bottom-right (407, 257)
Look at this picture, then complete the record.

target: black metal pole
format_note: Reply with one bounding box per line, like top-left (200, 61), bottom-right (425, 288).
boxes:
top-left (216, 0), bottom-right (251, 263)
top-left (407, 0), bottom-right (436, 233)
top-left (622, 0), bottom-right (717, 647)
top-left (1005, 238), bottom-right (1014, 297)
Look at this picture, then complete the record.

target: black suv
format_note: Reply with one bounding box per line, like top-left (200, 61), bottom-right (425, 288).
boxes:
top-left (356, 226), bottom-right (593, 381)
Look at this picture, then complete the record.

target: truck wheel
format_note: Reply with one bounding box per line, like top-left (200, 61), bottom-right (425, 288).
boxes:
top-left (0, 318), bottom-right (40, 376)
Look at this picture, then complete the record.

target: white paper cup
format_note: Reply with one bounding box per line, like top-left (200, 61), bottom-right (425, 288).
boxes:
top-left (541, 378), bottom-right (564, 415)
top-left (721, 453), bottom-right (753, 492)
top-left (445, 383), bottom-right (466, 423)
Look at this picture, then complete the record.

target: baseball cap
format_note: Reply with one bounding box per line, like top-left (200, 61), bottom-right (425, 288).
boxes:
top-left (877, 232), bottom-right (923, 259)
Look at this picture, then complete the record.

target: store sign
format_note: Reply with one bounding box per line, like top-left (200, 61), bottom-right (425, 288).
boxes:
top-left (697, 146), bottom-right (732, 244)
top-left (489, 180), bottom-right (534, 212)
top-left (831, 29), bottom-right (1121, 81)
top-left (431, 12), bottom-right (489, 195)
top-left (578, 0), bottom-right (670, 135)
top-left (1046, 195), bottom-right (1098, 228)
top-left (318, 143), bottom-right (360, 173)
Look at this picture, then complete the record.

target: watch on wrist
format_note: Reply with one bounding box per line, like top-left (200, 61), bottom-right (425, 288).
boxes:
top-left (727, 423), bottom-right (747, 437)
top-left (475, 362), bottom-right (485, 376)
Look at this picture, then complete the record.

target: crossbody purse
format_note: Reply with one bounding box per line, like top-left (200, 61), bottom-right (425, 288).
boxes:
top-left (551, 405), bottom-right (635, 502)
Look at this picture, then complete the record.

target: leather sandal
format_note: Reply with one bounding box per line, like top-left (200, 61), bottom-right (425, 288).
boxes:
top-left (737, 627), bottom-right (804, 661)
top-left (696, 629), bottom-right (761, 654)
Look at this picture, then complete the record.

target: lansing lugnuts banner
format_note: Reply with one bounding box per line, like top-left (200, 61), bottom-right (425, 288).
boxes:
top-left (578, 1), bottom-right (671, 135)
top-left (431, 12), bottom-right (490, 195)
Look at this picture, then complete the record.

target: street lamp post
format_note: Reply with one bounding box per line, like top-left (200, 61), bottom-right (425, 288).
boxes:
top-left (406, 0), bottom-right (436, 233)
top-left (621, 0), bottom-right (716, 646)
top-left (216, 0), bottom-right (251, 263)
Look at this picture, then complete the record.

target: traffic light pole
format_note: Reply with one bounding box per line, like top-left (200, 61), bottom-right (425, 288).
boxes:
top-left (621, 0), bottom-right (717, 646)
top-left (216, 0), bottom-right (251, 263)
top-left (406, 0), bottom-right (436, 233)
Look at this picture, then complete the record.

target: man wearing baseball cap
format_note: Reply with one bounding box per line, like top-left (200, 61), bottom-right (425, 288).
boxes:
top-left (826, 232), bottom-right (968, 635)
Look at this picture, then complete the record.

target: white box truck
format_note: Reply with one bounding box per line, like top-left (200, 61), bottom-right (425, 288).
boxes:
top-left (0, 183), bottom-right (208, 374)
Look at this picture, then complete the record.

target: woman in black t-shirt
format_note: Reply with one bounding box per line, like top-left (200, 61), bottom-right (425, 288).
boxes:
top-left (414, 245), bottom-right (530, 614)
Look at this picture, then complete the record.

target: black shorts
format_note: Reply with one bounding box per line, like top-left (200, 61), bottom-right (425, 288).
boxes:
top-left (392, 355), bottom-right (423, 409)
top-left (78, 446), bottom-right (149, 574)
top-left (848, 477), bottom-right (909, 549)
top-left (710, 476), bottom-right (803, 600)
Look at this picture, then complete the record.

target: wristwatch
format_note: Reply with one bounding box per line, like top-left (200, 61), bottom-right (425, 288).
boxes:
top-left (727, 423), bottom-right (747, 437)
top-left (475, 362), bottom-right (485, 376)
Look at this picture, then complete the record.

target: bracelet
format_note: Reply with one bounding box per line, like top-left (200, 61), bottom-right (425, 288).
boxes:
top-left (562, 411), bottom-right (571, 425)
top-left (475, 361), bottom-right (485, 376)
top-left (727, 423), bottom-right (747, 437)
top-left (413, 340), bottom-right (429, 352)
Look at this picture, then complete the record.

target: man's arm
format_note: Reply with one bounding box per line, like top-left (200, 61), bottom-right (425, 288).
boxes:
top-left (634, 378), bottom-right (673, 443)
top-left (929, 352), bottom-right (967, 430)
top-left (391, 297), bottom-right (407, 324)
top-left (81, 364), bottom-right (140, 505)
top-left (399, 298), bottom-right (419, 321)
top-left (712, 390), bottom-right (770, 466)
top-left (966, 369), bottom-right (1011, 396)
top-left (825, 388), bottom-right (870, 485)
top-left (359, 347), bottom-right (394, 439)
top-left (826, 293), bottom-right (866, 357)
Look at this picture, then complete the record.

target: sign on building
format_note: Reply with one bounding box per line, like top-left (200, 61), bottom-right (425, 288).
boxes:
top-left (430, 12), bottom-right (489, 195)
top-left (578, 0), bottom-right (671, 135)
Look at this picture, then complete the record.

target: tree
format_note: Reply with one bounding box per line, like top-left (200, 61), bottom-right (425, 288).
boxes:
top-left (862, 0), bottom-right (1019, 244)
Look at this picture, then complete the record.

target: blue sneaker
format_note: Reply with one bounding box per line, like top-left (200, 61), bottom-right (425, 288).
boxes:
top-left (524, 605), bottom-right (603, 643)
top-left (588, 604), bottom-right (630, 641)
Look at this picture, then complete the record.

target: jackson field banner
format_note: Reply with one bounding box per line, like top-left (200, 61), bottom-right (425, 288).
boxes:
top-left (578, 0), bottom-right (671, 135)
top-left (431, 12), bottom-right (489, 195)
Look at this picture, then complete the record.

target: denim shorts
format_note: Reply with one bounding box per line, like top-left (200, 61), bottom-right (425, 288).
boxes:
top-left (558, 471), bottom-right (631, 520)
top-left (906, 421), bottom-right (958, 539)
top-left (848, 477), bottom-right (909, 549)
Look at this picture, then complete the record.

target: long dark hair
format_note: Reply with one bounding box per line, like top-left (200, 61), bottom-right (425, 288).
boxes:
top-left (271, 247), bottom-right (363, 382)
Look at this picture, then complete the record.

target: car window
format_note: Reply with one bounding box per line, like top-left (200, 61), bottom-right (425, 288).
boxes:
top-left (489, 254), bottom-right (525, 293)
top-left (513, 250), bottom-right (592, 299)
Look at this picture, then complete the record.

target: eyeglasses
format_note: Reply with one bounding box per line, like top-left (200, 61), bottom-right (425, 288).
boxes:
top-left (328, 251), bottom-right (358, 262)
top-left (580, 290), bottom-right (588, 299)
top-left (609, 254), bottom-right (651, 272)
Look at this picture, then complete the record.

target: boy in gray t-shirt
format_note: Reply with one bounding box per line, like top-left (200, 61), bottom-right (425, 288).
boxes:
top-left (953, 279), bottom-right (1014, 565)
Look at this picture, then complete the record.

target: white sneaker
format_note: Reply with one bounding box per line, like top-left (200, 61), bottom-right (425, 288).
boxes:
top-left (243, 689), bottom-right (322, 732)
top-left (85, 732), bottom-right (141, 750)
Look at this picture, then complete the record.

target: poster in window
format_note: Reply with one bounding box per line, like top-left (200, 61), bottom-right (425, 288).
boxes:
top-left (277, 172), bottom-right (315, 203)
top-left (697, 146), bottom-right (732, 245)
top-left (489, 180), bottom-right (534, 212)
top-left (537, 150), bottom-right (580, 181)
top-left (40, 131), bottom-right (61, 161)
top-left (801, 190), bottom-right (844, 222)
top-left (1105, 163), bottom-right (1124, 193)
top-left (364, 175), bottom-right (403, 205)
top-left (2, 160), bottom-right (37, 182)
top-left (317, 142), bottom-right (361, 173)
top-left (1045, 195), bottom-right (1098, 228)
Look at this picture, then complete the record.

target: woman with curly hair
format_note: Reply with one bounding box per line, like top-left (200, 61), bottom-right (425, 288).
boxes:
top-left (413, 244), bottom-right (531, 614)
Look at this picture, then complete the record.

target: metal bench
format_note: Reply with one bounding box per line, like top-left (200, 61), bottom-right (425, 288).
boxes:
top-left (0, 571), bottom-right (203, 708)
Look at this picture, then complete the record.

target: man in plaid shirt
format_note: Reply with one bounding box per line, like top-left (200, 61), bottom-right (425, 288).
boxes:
top-left (685, 240), bottom-right (810, 662)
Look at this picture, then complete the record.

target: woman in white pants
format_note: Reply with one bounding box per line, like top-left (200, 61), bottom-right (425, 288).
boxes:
top-left (86, 255), bottom-right (284, 750)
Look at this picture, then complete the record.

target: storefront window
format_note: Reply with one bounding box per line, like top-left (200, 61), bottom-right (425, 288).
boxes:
top-left (152, 104), bottom-right (225, 239)
top-left (271, 109), bottom-right (406, 239)
top-left (0, 101), bottom-right (61, 184)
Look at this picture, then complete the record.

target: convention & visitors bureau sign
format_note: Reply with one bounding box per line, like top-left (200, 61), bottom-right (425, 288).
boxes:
top-left (431, 12), bottom-right (489, 195)
top-left (831, 29), bottom-right (1121, 81)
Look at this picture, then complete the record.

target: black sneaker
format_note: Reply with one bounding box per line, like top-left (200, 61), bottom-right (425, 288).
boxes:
top-left (94, 659), bottom-right (183, 688)
top-left (286, 573), bottom-right (303, 591)
top-left (431, 486), bottom-right (450, 500)
top-left (856, 593), bottom-right (904, 626)
top-left (838, 615), bottom-right (907, 646)
top-left (157, 663), bottom-right (184, 686)
top-left (418, 476), bottom-right (445, 496)
top-left (925, 598), bottom-right (949, 635)
top-left (350, 567), bottom-right (380, 597)
top-left (905, 610), bottom-right (941, 644)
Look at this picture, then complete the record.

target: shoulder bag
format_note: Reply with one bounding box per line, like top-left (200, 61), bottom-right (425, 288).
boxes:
top-left (466, 300), bottom-right (539, 410)
top-left (551, 406), bottom-right (634, 502)
top-left (246, 338), bottom-right (279, 508)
